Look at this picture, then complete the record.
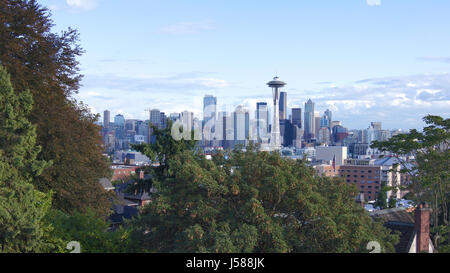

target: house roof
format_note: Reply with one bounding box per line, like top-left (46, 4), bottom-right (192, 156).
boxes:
top-left (385, 222), bottom-right (416, 253)
top-left (110, 205), bottom-right (139, 224)
top-left (99, 178), bottom-right (114, 190)
top-left (370, 208), bottom-right (414, 223)
top-left (370, 208), bottom-right (416, 253)
top-left (124, 192), bottom-right (151, 201)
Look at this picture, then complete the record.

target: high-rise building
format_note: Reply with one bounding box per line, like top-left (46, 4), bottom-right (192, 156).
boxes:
top-left (256, 102), bottom-right (269, 143)
top-left (324, 109), bottom-right (332, 129)
top-left (125, 119), bottom-right (137, 132)
top-left (318, 127), bottom-right (330, 145)
top-left (293, 126), bottom-right (304, 148)
top-left (224, 112), bottom-right (234, 149)
top-left (114, 114), bottom-right (125, 128)
top-left (215, 111), bottom-right (227, 147)
top-left (364, 125), bottom-right (376, 144)
top-left (304, 99), bottom-right (315, 140)
top-left (181, 111), bottom-right (194, 131)
top-left (203, 95), bottom-right (217, 145)
top-left (333, 125), bottom-right (349, 144)
top-left (169, 113), bottom-right (181, 122)
top-left (371, 122), bottom-right (382, 131)
top-left (291, 108), bottom-right (302, 128)
top-left (279, 91), bottom-right (287, 121)
top-left (320, 114), bottom-right (329, 129)
top-left (150, 109), bottom-right (161, 128)
top-left (103, 110), bottom-right (110, 128)
top-left (314, 112), bottom-right (321, 140)
top-left (330, 120), bottom-right (341, 133)
top-left (280, 119), bottom-right (294, 147)
top-left (234, 106), bottom-right (249, 147)
top-left (160, 112), bottom-right (167, 129)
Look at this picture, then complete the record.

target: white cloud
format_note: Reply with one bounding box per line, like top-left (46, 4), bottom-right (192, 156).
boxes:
top-left (76, 72), bottom-right (229, 120)
top-left (286, 73), bottom-right (450, 129)
top-left (158, 21), bottom-right (215, 35)
top-left (66, 0), bottom-right (97, 10)
top-left (76, 71), bottom-right (450, 130)
top-left (366, 0), bottom-right (381, 6)
top-left (418, 56), bottom-right (450, 64)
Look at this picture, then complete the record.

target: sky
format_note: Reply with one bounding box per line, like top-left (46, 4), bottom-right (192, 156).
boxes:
top-left (39, 0), bottom-right (450, 130)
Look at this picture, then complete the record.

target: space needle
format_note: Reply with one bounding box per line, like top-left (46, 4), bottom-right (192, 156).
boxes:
top-left (267, 76), bottom-right (286, 151)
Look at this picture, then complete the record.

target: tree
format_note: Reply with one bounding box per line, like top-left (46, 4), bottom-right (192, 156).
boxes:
top-left (0, 0), bottom-right (111, 217)
top-left (371, 115), bottom-right (449, 251)
top-left (46, 209), bottom-right (133, 253)
top-left (130, 129), bottom-right (398, 253)
top-left (375, 184), bottom-right (388, 210)
top-left (132, 120), bottom-right (197, 193)
top-left (0, 65), bottom-right (57, 252)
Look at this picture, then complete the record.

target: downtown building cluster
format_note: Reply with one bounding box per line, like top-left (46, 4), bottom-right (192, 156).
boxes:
top-left (100, 76), bottom-right (412, 205)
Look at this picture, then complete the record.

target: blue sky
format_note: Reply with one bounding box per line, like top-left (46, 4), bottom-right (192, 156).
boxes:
top-left (40, 0), bottom-right (450, 130)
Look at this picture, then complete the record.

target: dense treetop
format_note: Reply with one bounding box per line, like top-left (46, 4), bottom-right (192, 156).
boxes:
top-left (130, 128), bottom-right (398, 253)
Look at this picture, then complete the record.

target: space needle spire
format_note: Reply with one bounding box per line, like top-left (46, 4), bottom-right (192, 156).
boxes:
top-left (267, 76), bottom-right (286, 151)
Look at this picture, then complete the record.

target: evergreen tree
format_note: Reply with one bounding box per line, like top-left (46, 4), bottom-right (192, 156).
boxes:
top-left (0, 0), bottom-right (111, 217)
top-left (0, 65), bottom-right (55, 252)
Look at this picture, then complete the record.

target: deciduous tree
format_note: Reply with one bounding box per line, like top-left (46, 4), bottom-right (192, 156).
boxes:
top-left (0, 0), bottom-right (111, 217)
top-left (372, 115), bottom-right (449, 251)
top-left (130, 131), bottom-right (398, 253)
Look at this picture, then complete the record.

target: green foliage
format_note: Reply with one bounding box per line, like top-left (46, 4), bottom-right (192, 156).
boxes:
top-left (0, 0), bottom-right (112, 217)
top-left (372, 115), bottom-right (449, 250)
top-left (130, 130), bottom-right (398, 253)
top-left (0, 65), bottom-right (56, 252)
top-left (47, 209), bottom-right (133, 253)
top-left (375, 183), bottom-right (388, 210)
top-left (431, 225), bottom-right (450, 253)
top-left (388, 198), bottom-right (397, 209)
top-left (132, 120), bottom-right (196, 192)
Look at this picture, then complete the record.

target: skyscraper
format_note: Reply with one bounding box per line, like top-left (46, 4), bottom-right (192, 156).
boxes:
top-left (215, 111), bottom-right (226, 147)
top-left (324, 109), bottom-right (332, 129)
top-left (160, 112), bottom-right (167, 129)
top-left (114, 114), bottom-right (125, 127)
top-left (234, 105), bottom-right (249, 147)
top-left (304, 99), bottom-right (315, 140)
top-left (320, 114), bottom-right (329, 128)
top-left (203, 95), bottom-right (217, 145)
top-left (291, 108), bottom-right (302, 128)
top-left (169, 113), bottom-right (181, 122)
top-left (103, 110), bottom-right (110, 128)
top-left (150, 109), bottom-right (161, 128)
top-left (181, 111), bottom-right (194, 132)
top-left (371, 122), bottom-right (382, 131)
top-left (224, 112), bottom-right (234, 149)
top-left (256, 102), bottom-right (269, 143)
top-left (314, 112), bottom-right (321, 140)
top-left (279, 91), bottom-right (287, 121)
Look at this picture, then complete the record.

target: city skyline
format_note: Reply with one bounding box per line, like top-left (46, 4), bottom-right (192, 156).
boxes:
top-left (40, 0), bottom-right (450, 130)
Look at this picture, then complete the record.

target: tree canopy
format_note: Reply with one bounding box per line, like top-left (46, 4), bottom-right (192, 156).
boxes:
top-left (0, 65), bottom-right (56, 252)
top-left (0, 0), bottom-right (111, 217)
top-left (130, 129), bottom-right (398, 253)
top-left (371, 115), bottom-right (449, 252)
